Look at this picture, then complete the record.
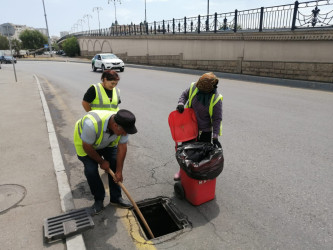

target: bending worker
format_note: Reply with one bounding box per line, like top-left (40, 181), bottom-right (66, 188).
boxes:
top-left (74, 109), bottom-right (137, 215)
top-left (82, 70), bottom-right (121, 112)
top-left (175, 72), bottom-right (223, 180)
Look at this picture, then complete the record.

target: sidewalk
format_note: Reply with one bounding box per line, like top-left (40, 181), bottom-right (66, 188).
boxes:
top-left (0, 66), bottom-right (82, 249)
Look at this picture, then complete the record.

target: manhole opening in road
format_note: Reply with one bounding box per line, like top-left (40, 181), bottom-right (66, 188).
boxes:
top-left (131, 196), bottom-right (191, 240)
top-left (0, 184), bottom-right (26, 213)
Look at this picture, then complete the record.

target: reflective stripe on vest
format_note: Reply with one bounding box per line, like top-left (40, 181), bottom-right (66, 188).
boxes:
top-left (90, 83), bottom-right (120, 111)
top-left (74, 110), bottom-right (121, 157)
top-left (186, 82), bottom-right (223, 136)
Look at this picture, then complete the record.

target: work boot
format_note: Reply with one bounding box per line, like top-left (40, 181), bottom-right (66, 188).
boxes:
top-left (110, 197), bottom-right (132, 208)
top-left (90, 200), bottom-right (104, 215)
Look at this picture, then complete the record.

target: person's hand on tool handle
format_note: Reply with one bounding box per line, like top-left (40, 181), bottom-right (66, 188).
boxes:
top-left (113, 171), bottom-right (123, 183)
top-left (99, 159), bottom-right (110, 171)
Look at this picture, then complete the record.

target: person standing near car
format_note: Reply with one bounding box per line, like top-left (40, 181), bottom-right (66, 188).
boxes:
top-left (82, 70), bottom-right (121, 112)
top-left (174, 72), bottom-right (223, 180)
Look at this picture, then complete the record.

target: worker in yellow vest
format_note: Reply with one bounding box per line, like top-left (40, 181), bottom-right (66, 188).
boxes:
top-left (82, 70), bottom-right (121, 112)
top-left (74, 109), bottom-right (137, 215)
top-left (174, 72), bottom-right (223, 180)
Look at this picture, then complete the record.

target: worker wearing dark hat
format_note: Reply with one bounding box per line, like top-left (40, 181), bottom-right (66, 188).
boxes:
top-left (175, 72), bottom-right (223, 180)
top-left (74, 109), bottom-right (137, 215)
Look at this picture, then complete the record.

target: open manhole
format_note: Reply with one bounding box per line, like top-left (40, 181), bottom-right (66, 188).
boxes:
top-left (131, 196), bottom-right (191, 240)
top-left (0, 184), bottom-right (26, 213)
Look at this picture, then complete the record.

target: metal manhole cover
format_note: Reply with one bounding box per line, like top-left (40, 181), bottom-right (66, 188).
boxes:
top-left (0, 184), bottom-right (26, 213)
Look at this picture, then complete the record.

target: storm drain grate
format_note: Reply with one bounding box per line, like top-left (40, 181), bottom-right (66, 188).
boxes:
top-left (132, 196), bottom-right (191, 240)
top-left (43, 208), bottom-right (94, 243)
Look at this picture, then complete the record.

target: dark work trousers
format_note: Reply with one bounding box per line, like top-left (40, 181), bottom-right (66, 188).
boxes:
top-left (78, 146), bottom-right (121, 202)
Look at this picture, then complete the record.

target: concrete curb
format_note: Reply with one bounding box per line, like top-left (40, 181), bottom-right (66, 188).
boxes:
top-left (34, 74), bottom-right (86, 250)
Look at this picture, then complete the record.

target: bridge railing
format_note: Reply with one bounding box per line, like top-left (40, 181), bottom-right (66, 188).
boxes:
top-left (58, 0), bottom-right (332, 42)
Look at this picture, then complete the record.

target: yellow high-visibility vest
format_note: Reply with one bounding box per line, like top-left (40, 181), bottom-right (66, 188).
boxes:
top-left (186, 82), bottom-right (223, 136)
top-left (90, 83), bottom-right (120, 111)
top-left (74, 110), bottom-right (120, 157)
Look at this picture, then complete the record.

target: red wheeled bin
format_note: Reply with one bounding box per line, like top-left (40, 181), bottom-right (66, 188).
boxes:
top-left (168, 108), bottom-right (218, 206)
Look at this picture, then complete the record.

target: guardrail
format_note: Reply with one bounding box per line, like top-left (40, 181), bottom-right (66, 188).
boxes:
top-left (58, 0), bottom-right (332, 42)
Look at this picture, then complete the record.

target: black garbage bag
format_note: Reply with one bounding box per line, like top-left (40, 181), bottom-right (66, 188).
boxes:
top-left (176, 142), bottom-right (224, 180)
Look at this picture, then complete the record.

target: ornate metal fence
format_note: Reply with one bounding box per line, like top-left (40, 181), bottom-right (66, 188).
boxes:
top-left (60, 0), bottom-right (333, 41)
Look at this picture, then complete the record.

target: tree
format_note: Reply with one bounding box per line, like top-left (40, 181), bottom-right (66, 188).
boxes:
top-left (52, 42), bottom-right (59, 51)
top-left (19, 30), bottom-right (48, 50)
top-left (62, 36), bottom-right (80, 57)
top-left (11, 39), bottom-right (22, 55)
top-left (0, 35), bottom-right (9, 50)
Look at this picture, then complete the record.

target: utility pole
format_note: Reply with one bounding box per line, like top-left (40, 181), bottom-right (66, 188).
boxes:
top-left (42, 0), bottom-right (52, 56)
top-left (93, 7), bottom-right (103, 34)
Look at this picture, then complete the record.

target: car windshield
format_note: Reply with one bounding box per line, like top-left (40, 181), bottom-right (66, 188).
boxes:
top-left (101, 54), bottom-right (118, 59)
top-left (5, 56), bottom-right (13, 59)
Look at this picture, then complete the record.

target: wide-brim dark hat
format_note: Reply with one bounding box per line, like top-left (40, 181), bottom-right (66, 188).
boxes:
top-left (114, 109), bottom-right (138, 134)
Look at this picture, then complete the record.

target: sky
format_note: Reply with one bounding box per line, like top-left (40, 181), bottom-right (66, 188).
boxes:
top-left (1, 0), bottom-right (307, 37)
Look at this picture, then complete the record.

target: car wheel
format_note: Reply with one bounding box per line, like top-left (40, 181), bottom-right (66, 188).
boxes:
top-left (120, 68), bottom-right (124, 72)
top-left (102, 65), bottom-right (105, 72)
top-left (92, 64), bottom-right (97, 72)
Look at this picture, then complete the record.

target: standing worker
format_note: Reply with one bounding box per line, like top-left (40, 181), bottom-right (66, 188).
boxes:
top-left (74, 109), bottom-right (138, 214)
top-left (174, 72), bottom-right (223, 180)
top-left (82, 70), bottom-right (121, 112)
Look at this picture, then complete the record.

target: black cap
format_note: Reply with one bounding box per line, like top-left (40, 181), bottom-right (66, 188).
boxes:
top-left (114, 109), bottom-right (137, 134)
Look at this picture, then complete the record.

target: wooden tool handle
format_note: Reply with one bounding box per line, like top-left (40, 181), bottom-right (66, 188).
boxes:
top-left (108, 169), bottom-right (155, 239)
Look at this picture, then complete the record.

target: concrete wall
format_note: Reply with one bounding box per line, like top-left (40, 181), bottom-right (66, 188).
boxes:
top-left (79, 29), bottom-right (333, 83)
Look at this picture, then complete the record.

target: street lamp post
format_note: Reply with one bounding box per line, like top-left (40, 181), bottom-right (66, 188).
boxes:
top-left (73, 24), bottom-right (78, 33)
top-left (5, 24), bottom-right (17, 82)
top-left (93, 7), bottom-right (103, 34)
top-left (108, 0), bottom-right (121, 25)
top-left (41, 0), bottom-right (52, 56)
top-left (207, 0), bottom-right (209, 16)
top-left (78, 19), bottom-right (85, 32)
top-left (83, 14), bottom-right (92, 32)
top-left (206, 0), bottom-right (210, 31)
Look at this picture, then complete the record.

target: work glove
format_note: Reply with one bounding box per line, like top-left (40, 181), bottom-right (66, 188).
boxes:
top-left (212, 138), bottom-right (222, 148)
top-left (176, 104), bottom-right (184, 113)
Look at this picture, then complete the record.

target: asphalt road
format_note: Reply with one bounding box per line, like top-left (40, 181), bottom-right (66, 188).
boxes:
top-left (13, 61), bottom-right (333, 250)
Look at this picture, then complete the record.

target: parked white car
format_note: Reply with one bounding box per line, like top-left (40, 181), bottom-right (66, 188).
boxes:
top-left (92, 53), bottom-right (125, 72)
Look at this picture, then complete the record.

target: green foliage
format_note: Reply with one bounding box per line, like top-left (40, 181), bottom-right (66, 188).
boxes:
top-left (19, 30), bottom-right (48, 50)
top-left (0, 35), bottom-right (9, 49)
top-left (11, 39), bottom-right (22, 55)
top-left (62, 36), bottom-right (80, 57)
top-left (52, 42), bottom-right (59, 51)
